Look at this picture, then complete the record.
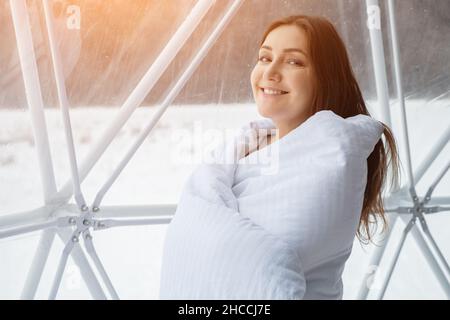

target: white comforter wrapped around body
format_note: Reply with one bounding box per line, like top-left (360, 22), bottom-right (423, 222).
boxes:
top-left (159, 110), bottom-right (384, 300)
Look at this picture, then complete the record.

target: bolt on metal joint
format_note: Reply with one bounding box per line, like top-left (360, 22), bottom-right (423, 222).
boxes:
top-left (97, 222), bottom-right (105, 228)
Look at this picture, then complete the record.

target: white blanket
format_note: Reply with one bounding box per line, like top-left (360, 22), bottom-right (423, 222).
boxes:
top-left (159, 110), bottom-right (384, 299)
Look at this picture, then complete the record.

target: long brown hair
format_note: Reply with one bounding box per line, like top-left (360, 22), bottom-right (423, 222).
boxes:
top-left (259, 15), bottom-right (401, 244)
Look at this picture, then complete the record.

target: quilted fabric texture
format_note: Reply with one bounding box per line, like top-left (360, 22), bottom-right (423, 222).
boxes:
top-left (159, 110), bottom-right (383, 299)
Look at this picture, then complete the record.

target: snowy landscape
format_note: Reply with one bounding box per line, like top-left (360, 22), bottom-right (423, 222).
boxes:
top-left (0, 102), bottom-right (449, 299)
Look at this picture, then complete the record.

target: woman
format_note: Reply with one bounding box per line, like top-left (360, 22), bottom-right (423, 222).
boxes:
top-left (249, 15), bottom-right (400, 244)
top-left (160, 15), bottom-right (401, 300)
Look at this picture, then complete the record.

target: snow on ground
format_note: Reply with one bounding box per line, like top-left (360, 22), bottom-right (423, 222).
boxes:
top-left (0, 102), bottom-right (449, 299)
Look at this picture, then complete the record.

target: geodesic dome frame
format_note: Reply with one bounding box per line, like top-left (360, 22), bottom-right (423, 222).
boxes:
top-left (0, 0), bottom-right (449, 299)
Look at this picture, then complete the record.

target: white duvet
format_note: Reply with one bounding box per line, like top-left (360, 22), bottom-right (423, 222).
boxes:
top-left (159, 110), bottom-right (384, 300)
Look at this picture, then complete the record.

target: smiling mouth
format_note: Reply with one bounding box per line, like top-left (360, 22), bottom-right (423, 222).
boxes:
top-left (259, 87), bottom-right (289, 96)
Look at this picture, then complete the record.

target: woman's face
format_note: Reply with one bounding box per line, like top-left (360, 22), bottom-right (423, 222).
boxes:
top-left (251, 25), bottom-right (315, 131)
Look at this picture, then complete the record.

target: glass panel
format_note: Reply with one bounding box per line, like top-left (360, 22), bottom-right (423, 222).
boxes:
top-left (1, 0), bottom-right (448, 300)
top-left (0, 1), bottom-right (45, 216)
top-left (0, 231), bottom-right (44, 299)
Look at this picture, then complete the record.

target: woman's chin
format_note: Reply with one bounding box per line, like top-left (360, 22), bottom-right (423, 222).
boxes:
top-left (256, 105), bottom-right (276, 119)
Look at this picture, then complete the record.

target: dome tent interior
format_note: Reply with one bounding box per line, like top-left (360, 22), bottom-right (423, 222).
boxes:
top-left (0, 0), bottom-right (449, 299)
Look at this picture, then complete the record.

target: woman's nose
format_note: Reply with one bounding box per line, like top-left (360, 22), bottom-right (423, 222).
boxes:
top-left (263, 63), bottom-right (281, 82)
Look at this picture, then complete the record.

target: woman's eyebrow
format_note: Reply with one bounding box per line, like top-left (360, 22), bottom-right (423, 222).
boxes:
top-left (260, 45), bottom-right (307, 56)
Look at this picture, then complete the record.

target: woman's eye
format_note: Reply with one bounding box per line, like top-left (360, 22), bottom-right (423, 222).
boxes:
top-left (288, 59), bottom-right (304, 66)
top-left (258, 56), bottom-right (303, 67)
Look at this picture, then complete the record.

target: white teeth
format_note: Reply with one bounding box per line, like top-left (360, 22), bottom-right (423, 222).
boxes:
top-left (262, 88), bottom-right (285, 95)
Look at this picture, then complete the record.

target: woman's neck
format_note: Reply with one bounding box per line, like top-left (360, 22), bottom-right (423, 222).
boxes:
top-left (273, 115), bottom-right (309, 140)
